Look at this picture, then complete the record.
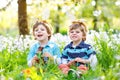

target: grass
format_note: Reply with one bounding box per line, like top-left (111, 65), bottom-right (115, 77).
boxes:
top-left (0, 30), bottom-right (120, 80)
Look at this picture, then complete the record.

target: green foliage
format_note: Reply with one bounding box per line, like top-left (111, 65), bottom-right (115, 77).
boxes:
top-left (0, 1), bottom-right (120, 79)
top-left (0, 49), bottom-right (28, 79)
top-left (1, 32), bottom-right (120, 80)
top-left (60, 27), bottom-right (67, 35)
top-left (0, 0), bottom-right (120, 36)
top-left (96, 39), bottom-right (116, 70)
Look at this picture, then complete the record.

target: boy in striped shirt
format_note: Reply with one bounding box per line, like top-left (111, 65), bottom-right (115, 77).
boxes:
top-left (59, 20), bottom-right (97, 75)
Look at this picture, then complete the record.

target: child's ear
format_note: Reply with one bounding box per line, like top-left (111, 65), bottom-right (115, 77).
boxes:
top-left (33, 33), bottom-right (37, 40)
top-left (48, 33), bottom-right (51, 36)
top-left (34, 35), bottom-right (37, 40)
top-left (82, 34), bottom-right (85, 37)
top-left (82, 35), bottom-right (86, 41)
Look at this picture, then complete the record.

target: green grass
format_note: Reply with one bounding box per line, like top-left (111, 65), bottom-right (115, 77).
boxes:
top-left (0, 32), bottom-right (120, 80)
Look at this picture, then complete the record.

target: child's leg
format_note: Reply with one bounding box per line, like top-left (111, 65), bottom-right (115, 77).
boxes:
top-left (59, 64), bottom-right (70, 74)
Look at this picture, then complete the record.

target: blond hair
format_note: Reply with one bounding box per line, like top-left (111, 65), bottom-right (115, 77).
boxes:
top-left (33, 20), bottom-right (52, 40)
top-left (69, 20), bottom-right (87, 41)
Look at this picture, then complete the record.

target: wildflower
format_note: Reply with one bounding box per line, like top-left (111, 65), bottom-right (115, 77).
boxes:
top-left (114, 55), bottom-right (120, 60)
top-left (93, 10), bottom-right (101, 17)
top-left (22, 67), bottom-right (42, 80)
top-left (22, 68), bottom-right (31, 78)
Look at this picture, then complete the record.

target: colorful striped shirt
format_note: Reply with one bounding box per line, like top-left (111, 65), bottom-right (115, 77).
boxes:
top-left (61, 41), bottom-right (96, 65)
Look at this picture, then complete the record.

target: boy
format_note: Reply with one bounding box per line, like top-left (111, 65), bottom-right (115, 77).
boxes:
top-left (59, 20), bottom-right (97, 75)
top-left (27, 20), bottom-right (61, 66)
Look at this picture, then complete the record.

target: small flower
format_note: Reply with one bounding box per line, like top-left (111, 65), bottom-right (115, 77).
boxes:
top-left (26, 69), bottom-right (31, 74)
top-left (91, 0), bottom-right (96, 6)
top-left (114, 55), bottom-right (120, 60)
top-left (115, 0), bottom-right (120, 6)
top-left (93, 10), bottom-right (101, 17)
top-left (22, 68), bottom-right (31, 78)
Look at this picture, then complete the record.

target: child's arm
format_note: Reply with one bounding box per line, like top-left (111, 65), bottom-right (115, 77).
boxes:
top-left (27, 45), bottom-right (36, 66)
top-left (74, 57), bottom-right (90, 64)
top-left (31, 55), bottom-right (39, 65)
top-left (88, 54), bottom-right (97, 70)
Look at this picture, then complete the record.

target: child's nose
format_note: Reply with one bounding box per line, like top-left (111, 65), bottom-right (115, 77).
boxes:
top-left (38, 29), bottom-right (41, 32)
top-left (73, 32), bottom-right (76, 34)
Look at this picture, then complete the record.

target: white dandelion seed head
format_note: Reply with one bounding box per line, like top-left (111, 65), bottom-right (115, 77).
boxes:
top-left (93, 10), bottom-right (101, 17)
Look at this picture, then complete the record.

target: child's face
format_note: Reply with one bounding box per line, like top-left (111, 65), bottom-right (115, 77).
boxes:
top-left (34, 25), bottom-right (50, 41)
top-left (69, 28), bottom-right (83, 42)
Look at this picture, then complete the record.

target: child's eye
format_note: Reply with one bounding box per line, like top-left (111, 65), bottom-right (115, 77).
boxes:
top-left (41, 28), bottom-right (45, 31)
top-left (70, 31), bottom-right (74, 33)
top-left (35, 29), bottom-right (38, 32)
top-left (76, 31), bottom-right (80, 33)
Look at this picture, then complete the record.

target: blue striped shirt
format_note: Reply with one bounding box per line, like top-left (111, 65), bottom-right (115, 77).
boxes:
top-left (61, 41), bottom-right (96, 63)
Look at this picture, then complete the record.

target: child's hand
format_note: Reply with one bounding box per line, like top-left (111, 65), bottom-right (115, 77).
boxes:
top-left (74, 58), bottom-right (86, 63)
top-left (31, 55), bottom-right (39, 65)
top-left (67, 60), bottom-right (75, 66)
top-left (42, 52), bottom-right (53, 60)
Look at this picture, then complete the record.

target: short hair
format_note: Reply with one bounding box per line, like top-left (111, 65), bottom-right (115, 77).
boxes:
top-left (33, 20), bottom-right (52, 40)
top-left (69, 20), bottom-right (87, 41)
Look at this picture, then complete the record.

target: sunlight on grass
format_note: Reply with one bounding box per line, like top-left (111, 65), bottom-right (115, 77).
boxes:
top-left (0, 29), bottom-right (120, 80)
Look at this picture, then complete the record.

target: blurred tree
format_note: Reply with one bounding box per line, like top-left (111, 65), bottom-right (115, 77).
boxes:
top-left (54, 5), bottom-right (61, 33)
top-left (1, 0), bottom-right (119, 36)
top-left (18, 0), bottom-right (29, 35)
top-left (0, 0), bottom-right (13, 11)
top-left (93, 0), bottom-right (120, 31)
top-left (93, 0), bottom-right (98, 31)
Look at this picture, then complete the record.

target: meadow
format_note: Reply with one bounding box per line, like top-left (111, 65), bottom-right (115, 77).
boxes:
top-left (0, 30), bottom-right (120, 80)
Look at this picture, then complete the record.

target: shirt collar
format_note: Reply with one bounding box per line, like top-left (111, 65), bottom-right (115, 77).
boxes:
top-left (69, 41), bottom-right (85, 48)
top-left (36, 41), bottom-right (52, 48)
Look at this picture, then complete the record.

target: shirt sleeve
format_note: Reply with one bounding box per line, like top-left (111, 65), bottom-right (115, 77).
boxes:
top-left (61, 48), bottom-right (68, 59)
top-left (86, 45), bottom-right (96, 57)
top-left (27, 45), bottom-right (36, 66)
top-left (54, 44), bottom-right (61, 58)
top-left (60, 47), bottom-right (69, 64)
top-left (88, 54), bottom-right (98, 70)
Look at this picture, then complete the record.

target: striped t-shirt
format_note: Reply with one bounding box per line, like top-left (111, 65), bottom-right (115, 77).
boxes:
top-left (61, 41), bottom-right (96, 66)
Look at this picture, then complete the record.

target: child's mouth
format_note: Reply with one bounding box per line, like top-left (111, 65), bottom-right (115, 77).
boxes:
top-left (37, 34), bottom-right (43, 37)
top-left (72, 36), bottom-right (77, 38)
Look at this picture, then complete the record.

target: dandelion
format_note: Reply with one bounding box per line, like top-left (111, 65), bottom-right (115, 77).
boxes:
top-left (0, 69), bottom-right (5, 73)
top-left (93, 10), bottom-right (101, 17)
top-left (115, 0), bottom-right (120, 6)
top-left (8, 77), bottom-right (13, 80)
top-left (91, 0), bottom-right (96, 6)
top-left (114, 55), bottom-right (120, 60)
top-left (0, 74), bottom-right (5, 80)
